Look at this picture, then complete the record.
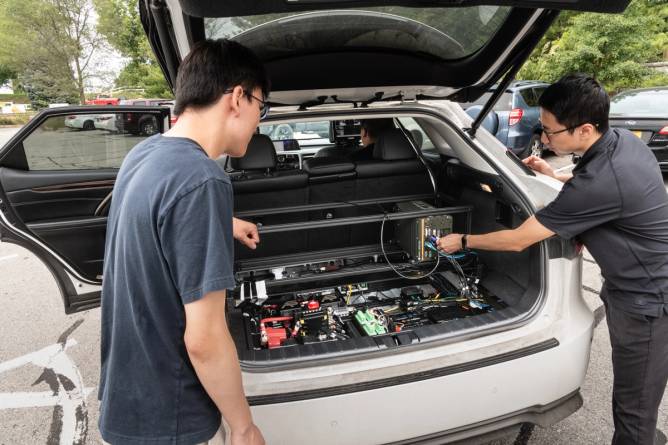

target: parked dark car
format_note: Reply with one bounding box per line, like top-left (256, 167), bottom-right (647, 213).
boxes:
top-left (462, 81), bottom-right (549, 158)
top-left (609, 87), bottom-right (668, 171)
top-left (115, 99), bottom-right (174, 135)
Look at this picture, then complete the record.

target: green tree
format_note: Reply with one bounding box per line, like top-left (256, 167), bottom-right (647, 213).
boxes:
top-left (518, 0), bottom-right (668, 93)
top-left (0, 64), bottom-right (14, 86)
top-left (94, 0), bottom-right (172, 98)
top-left (0, 0), bottom-right (106, 106)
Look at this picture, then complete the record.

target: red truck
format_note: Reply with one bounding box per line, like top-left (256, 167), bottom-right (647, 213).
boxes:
top-left (85, 96), bottom-right (120, 105)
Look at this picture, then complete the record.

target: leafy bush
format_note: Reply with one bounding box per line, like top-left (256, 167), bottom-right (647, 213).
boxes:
top-left (0, 113), bottom-right (32, 126)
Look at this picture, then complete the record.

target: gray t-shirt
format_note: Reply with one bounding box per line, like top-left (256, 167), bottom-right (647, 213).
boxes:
top-left (98, 135), bottom-right (235, 444)
top-left (537, 129), bottom-right (668, 317)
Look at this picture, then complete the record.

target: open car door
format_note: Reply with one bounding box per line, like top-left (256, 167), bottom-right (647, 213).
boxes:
top-left (0, 106), bottom-right (170, 313)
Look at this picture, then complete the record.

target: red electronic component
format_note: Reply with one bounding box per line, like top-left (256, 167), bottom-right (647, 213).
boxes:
top-left (307, 300), bottom-right (320, 310)
top-left (260, 316), bottom-right (293, 349)
top-left (265, 326), bottom-right (288, 349)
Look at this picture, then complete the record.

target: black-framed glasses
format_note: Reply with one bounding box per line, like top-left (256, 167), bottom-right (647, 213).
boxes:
top-left (223, 88), bottom-right (270, 120)
top-left (541, 122), bottom-right (598, 140)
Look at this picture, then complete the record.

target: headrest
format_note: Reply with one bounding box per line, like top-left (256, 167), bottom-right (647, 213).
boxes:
top-left (230, 134), bottom-right (277, 171)
top-left (373, 129), bottom-right (417, 161)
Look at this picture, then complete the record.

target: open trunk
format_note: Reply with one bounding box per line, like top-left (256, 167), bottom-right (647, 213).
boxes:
top-left (224, 112), bottom-right (542, 365)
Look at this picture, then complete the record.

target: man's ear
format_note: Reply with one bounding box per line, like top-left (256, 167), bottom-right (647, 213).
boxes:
top-left (580, 123), bottom-right (597, 138)
top-left (229, 85), bottom-right (245, 115)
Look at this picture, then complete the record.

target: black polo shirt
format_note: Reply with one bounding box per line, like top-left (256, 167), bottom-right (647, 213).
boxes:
top-left (536, 128), bottom-right (668, 317)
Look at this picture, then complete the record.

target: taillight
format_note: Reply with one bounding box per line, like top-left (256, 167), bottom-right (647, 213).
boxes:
top-left (651, 125), bottom-right (668, 143)
top-left (509, 108), bottom-right (523, 126)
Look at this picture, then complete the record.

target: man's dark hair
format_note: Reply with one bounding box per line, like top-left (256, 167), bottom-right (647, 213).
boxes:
top-left (360, 118), bottom-right (395, 140)
top-left (173, 39), bottom-right (270, 116)
top-left (539, 73), bottom-right (609, 133)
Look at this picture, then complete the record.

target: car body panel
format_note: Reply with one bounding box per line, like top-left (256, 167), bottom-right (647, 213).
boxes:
top-left (609, 88), bottom-right (668, 171)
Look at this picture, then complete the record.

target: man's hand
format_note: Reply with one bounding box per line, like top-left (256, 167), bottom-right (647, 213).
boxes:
top-left (436, 233), bottom-right (464, 254)
top-left (523, 155), bottom-right (573, 183)
top-left (522, 155), bottom-right (555, 178)
top-left (230, 423), bottom-right (265, 445)
top-left (233, 218), bottom-right (260, 250)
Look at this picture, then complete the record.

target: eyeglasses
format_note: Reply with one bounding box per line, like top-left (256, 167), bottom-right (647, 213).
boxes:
top-left (541, 122), bottom-right (598, 141)
top-left (223, 88), bottom-right (270, 120)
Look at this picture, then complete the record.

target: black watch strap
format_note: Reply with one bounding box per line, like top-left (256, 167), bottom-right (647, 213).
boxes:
top-left (461, 234), bottom-right (468, 250)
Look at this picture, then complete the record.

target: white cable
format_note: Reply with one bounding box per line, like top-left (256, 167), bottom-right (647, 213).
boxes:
top-left (380, 213), bottom-right (440, 280)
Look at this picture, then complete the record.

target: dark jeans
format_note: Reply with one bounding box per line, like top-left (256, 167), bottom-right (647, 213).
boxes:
top-left (604, 300), bottom-right (668, 445)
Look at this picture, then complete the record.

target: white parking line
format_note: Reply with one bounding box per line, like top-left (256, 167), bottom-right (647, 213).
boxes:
top-left (0, 338), bottom-right (94, 445)
top-left (0, 254), bottom-right (18, 262)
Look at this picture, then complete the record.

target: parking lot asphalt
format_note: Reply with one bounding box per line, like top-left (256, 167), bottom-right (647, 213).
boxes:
top-left (0, 126), bottom-right (666, 444)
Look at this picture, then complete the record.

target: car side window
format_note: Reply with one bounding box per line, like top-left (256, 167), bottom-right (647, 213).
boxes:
top-left (396, 117), bottom-right (435, 151)
top-left (21, 113), bottom-right (160, 171)
top-left (519, 87), bottom-right (545, 107)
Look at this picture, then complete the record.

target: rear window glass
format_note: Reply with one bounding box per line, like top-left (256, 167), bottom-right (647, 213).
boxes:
top-left (396, 117), bottom-right (435, 151)
top-left (259, 121), bottom-right (331, 146)
top-left (519, 87), bottom-right (546, 107)
top-left (462, 91), bottom-right (513, 111)
top-left (610, 90), bottom-right (668, 117)
top-left (205, 6), bottom-right (511, 61)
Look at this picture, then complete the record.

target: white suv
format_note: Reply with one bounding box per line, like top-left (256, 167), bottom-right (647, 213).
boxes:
top-left (0, 1), bottom-right (631, 443)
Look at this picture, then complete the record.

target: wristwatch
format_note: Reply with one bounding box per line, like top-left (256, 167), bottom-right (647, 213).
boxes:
top-left (461, 234), bottom-right (468, 250)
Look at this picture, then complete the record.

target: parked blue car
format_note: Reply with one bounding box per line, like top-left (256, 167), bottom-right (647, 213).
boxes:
top-left (463, 81), bottom-right (550, 158)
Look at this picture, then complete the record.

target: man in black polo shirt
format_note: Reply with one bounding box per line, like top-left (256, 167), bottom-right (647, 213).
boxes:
top-left (437, 74), bottom-right (668, 445)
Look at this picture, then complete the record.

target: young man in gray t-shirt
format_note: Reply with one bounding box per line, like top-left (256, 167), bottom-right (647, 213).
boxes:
top-left (99, 40), bottom-right (269, 445)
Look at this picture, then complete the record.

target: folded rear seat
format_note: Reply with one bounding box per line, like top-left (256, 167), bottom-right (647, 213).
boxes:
top-left (355, 128), bottom-right (433, 200)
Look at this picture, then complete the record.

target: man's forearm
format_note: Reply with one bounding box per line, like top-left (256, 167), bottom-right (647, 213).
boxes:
top-left (467, 230), bottom-right (527, 252)
top-left (188, 330), bottom-right (252, 432)
top-left (555, 172), bottom-right (573, 183)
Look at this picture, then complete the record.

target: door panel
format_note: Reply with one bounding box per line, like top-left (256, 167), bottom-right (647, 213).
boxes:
top-left (1, 168), bottom-right (115, 222)
top-left (28, 217), bottom-right (108, 279)
top-left (0, 106), bottom-right (169, 313)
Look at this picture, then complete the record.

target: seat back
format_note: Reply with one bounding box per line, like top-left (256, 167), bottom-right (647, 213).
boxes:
top-left (229, 134), bottom-right (309, 259)
top-left (355, 128), bottom-right (432, 200)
